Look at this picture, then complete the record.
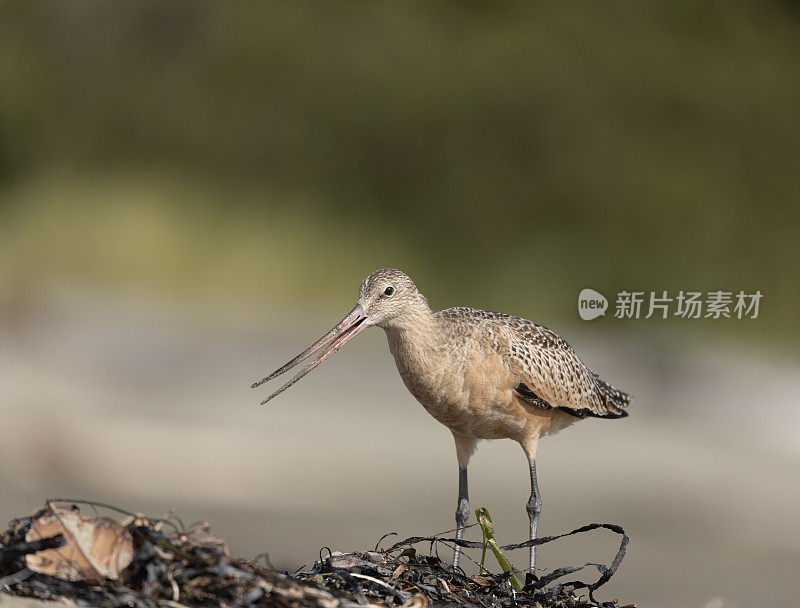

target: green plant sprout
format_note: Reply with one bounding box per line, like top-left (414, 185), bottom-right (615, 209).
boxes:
top-left (475, 507), bottom-right (524, 591)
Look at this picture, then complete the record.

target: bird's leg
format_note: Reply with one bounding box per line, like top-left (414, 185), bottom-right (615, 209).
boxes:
top-left (453, 466), bottom-right (469, 569)
top-left (526, 457), bottom-right (542, 573)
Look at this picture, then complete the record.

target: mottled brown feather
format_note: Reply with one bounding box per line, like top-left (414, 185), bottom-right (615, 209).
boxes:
top-left (435, 307), bottom-right (632, 418)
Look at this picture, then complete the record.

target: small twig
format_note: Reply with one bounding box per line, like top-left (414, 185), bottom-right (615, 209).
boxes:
top-left (47, 498), bottom-right (183, 533)
top-left (431, 522), bottom-right (478, 537)
top-left (374, 532), bottom-right (398, 551)
top-left (47, 498), bottom-right (138, 518)
top-left (166, 569), bottom-right (180, 601)
top-left (293, 563), bottom-right (308, 575)
top-left (349, 572), bottom-right (408, 597)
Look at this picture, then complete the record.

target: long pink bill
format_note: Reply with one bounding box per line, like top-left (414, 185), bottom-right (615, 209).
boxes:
top-left (252, 304), bottom-right (368, 405)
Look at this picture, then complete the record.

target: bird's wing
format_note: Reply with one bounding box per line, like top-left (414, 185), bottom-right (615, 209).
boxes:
top-left (438, 308), bottom-right (631, 418)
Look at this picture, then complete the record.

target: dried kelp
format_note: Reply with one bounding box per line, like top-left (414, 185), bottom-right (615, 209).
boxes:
top-left (1, 501), bottom-right (632, 608)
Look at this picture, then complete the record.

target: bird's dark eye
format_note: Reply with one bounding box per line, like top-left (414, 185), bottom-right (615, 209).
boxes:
top-left (384, 286), bottom-right (395, 296)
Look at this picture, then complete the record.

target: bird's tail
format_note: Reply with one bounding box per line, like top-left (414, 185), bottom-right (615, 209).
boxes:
top-left (592, 374), bottom-right (633, 418)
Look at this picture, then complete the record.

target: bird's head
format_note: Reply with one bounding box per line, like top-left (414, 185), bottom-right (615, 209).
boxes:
top-left (358, 268), bottom-right (429, 329)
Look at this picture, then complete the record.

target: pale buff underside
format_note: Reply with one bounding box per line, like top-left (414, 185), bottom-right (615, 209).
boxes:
top-left (386, 325), bottom-right (578, 466)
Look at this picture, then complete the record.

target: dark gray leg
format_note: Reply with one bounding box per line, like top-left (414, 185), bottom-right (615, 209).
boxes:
top-left (453, 466), bottom-right (469, 569)
top-left (526, 457), bottom-right (542, 572)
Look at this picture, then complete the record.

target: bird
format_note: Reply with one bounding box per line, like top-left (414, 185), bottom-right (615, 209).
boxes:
top-left (252, 268), bottom-right (632, 573)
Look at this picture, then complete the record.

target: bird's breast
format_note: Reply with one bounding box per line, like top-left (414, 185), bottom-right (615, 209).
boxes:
top-left (387, 333), bottom-right (528, 441)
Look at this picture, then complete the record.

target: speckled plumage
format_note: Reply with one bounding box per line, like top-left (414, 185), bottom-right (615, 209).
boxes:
top-left (437, 307), bottom-right (631, 419)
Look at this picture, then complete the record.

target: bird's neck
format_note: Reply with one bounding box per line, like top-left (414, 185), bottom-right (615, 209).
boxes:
top-left (383, 305), bottom-right (442, 377)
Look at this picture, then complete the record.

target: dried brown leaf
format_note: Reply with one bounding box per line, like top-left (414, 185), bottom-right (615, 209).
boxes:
top-left (24, 505), bottom-right (133, 582)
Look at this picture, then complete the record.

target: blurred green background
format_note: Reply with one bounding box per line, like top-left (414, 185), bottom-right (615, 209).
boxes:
top-left (2, 5), bottom-right (800, 608)
top-left (1, 1), bottom-right (798, 334)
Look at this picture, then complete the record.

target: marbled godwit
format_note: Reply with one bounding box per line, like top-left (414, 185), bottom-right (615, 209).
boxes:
top-left (253, 268), bottom-right (632, 572)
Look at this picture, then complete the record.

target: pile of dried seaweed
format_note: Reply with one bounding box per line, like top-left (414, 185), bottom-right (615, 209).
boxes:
top-left (0, 501), bottom-right (632, 608)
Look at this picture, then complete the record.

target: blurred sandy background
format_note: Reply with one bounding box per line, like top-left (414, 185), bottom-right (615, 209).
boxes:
top-left (1, 3), bottom-right (799, 608)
